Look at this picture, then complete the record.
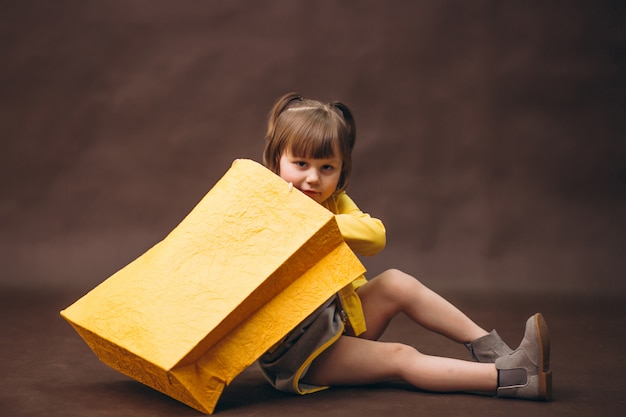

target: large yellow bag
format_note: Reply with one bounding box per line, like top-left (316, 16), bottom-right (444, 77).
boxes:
top-left (60, 159), bottom-right (366, 414)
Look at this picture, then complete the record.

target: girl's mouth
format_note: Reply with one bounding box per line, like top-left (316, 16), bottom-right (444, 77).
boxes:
top-left (300, 190), bottom-right (322, 201)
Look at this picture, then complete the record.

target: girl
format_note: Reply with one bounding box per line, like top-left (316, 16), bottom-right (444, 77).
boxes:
top-left (258, 92), bottom-right (552, 401)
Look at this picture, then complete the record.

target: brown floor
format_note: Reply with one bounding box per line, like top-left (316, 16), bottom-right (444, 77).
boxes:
top-left (2, 289), bottom-right (625, 417)
top-left (1, 1), bottom-right (625, 416)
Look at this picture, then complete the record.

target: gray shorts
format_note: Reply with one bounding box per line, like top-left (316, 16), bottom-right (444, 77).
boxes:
top-left (258, 297), bottom-right (344, 394)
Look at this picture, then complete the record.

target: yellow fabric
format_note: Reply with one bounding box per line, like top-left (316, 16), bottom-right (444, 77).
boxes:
top-left (337, 278), bottom-right (367, 336)
top-left (323, 192), bottom-right (386, 256)
top-left (60, 159), bottom-right (366, 414)
top-left (322, 192), bottom-right (386, 337)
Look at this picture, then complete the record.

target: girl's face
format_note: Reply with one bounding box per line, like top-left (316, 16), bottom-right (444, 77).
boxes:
top-left (279, 149), bottom-right (342, 204)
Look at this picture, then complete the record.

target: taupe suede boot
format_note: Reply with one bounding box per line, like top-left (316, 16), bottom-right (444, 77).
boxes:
top-left (465, 330), bottom-right (513, 363)
top-left (495, 313), bottom-right (552, 401)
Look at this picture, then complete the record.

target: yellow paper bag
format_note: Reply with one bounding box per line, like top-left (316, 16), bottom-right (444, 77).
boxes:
top-left (60, 159), bottom-right (366, 414)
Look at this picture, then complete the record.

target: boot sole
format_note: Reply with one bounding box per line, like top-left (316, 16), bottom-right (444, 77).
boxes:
top-left (534, 313), bottom-right (552, 401)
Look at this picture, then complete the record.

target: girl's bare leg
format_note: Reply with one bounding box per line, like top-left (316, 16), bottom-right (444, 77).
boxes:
top-left (304, 336), bottom-right (497, 393)
top-left (357, 269), bottom-right (488, 343)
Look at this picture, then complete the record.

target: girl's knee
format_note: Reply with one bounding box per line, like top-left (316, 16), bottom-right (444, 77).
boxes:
top-left (378, 268), bottom-right (425, 294)
top-left (388, 342), bottom-right (420, 358)
top-left (386, 343), bottom-right (422, 375)
top-left (358, 269), bottom-right (430, 320)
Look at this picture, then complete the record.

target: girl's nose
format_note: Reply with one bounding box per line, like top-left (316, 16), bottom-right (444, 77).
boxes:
top-left (306, 169), bottom-right (320, 183)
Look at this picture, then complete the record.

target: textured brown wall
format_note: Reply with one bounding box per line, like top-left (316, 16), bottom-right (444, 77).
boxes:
top-left (1, 1), bottom-right (624, 295)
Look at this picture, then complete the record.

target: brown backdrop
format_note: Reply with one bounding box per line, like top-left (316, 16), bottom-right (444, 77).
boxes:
top-left (2, 2), bottom-right (626, 417)
top-left (1, 0), bottom-right (624, 296)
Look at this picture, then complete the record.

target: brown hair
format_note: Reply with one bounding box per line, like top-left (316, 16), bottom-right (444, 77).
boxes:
top-left (263, 92), bottom-right (356, 194)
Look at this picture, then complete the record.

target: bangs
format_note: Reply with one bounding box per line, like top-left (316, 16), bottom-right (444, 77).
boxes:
top-left (282, 108), bottom-right (343, 159)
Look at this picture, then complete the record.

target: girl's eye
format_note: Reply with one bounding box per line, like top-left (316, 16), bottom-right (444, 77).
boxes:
top-left (322, 165), bottom-right (335, 172)
top-left (295, 161), bottom-right (307, 168)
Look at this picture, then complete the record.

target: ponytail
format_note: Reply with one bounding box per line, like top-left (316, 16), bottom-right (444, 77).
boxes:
top-left (330, 101), bottom-right (356, 152)
top-left (265, 93), bottom-right (303, 143)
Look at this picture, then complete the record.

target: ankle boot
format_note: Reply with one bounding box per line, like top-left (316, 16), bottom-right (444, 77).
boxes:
top-left (465, 330), bottom-right (513, 363)
top-left (495, 313), bottom-right (552, 401)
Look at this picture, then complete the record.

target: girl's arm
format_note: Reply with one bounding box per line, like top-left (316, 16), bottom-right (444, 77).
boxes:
top-left (328, 192), bottom-right (386, 257)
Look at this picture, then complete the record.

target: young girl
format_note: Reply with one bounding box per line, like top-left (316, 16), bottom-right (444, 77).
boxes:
top-left (258, 92), bottom-right (552, 401)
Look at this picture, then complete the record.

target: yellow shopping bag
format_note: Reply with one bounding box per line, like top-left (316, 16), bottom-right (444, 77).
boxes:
top-left (60, 159), bottom-right (366, 414)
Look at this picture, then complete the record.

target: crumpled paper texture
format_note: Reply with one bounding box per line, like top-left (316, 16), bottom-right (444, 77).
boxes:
top-left (61, 159), bottom-right (366, 414)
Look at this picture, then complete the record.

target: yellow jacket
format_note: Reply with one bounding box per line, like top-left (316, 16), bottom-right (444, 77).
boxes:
top-left (322, 192), bottom-right (386, 336)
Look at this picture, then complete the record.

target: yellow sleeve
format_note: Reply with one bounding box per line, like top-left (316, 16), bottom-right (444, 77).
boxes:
top-left (323, 194), bottom-right (381, 337)
top-left (329, 192), bottom-right (386, 257)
